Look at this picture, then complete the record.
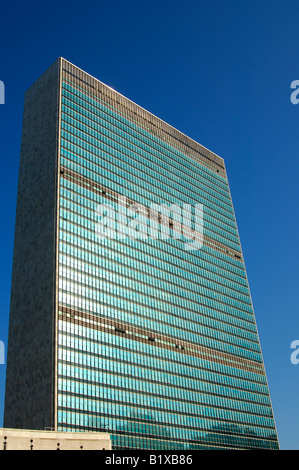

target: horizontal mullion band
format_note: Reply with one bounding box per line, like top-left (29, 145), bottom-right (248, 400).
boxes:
top-left (58, 307), bottom-right (265, 376)
top-left (60, 165), bottom-right (243, 262)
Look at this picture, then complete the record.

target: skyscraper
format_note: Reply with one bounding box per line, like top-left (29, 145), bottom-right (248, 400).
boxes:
top-left (4, 58), bottom-right (279, 450)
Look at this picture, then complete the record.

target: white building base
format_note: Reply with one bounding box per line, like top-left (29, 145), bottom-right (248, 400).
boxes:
top-left (0, 428), bottom-right (111, 450)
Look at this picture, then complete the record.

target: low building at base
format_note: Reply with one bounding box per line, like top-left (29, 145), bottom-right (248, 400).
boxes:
top-left (0, 428), bottom-right (111, 450)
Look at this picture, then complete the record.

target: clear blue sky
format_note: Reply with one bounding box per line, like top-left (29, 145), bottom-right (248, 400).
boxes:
top-left (0, 0), bottom-right (298, 450)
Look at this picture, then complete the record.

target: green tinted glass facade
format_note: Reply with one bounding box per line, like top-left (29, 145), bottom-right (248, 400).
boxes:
top-left (55, 60), bottom-right (278, 449)
top-left (4, 58), bottom-right (278, 449)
